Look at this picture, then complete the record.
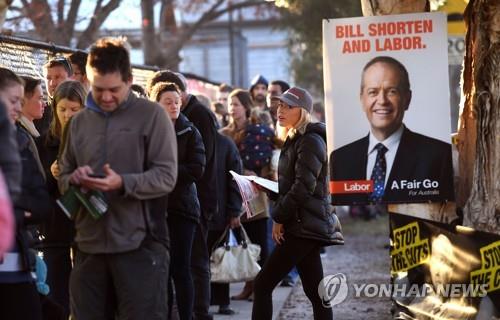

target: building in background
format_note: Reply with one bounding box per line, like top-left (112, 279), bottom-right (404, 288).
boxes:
top-left (100, 7), bottom-right (290, 90)
top-left (179, 7), bottom-right (290, 89)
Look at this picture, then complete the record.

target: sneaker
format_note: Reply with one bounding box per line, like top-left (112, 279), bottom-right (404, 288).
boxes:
top-left (217, 305), bottom-right (236, 315)
top-left (280, 276), bottom-right (295, 287)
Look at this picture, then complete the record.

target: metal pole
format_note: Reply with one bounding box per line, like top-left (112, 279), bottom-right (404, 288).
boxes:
top-left (228, 0), bottom-right (235, 85)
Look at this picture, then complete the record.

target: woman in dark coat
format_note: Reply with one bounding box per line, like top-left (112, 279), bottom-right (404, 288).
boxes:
top-left (150, 81), bottom-right (206, 320)
top-left (0, 67), bottom-right (52, 320)
top-left (252, 87), bottom-right (343, 320)
top-left (207, 132), bottom-right (243, 314)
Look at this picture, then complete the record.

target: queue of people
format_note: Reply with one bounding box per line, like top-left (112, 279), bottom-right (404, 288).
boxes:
top-left (0, 36), bottom-right (341, 320)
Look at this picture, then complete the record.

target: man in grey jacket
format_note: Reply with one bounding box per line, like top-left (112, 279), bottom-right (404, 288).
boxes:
top-left (59, 38), bottom-right (177, 320)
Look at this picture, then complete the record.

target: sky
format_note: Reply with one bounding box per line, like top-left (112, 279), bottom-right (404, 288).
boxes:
top-left (7, 1), bottom-right (270, 31)
top-left (7, 0), bottom-right (154, 31)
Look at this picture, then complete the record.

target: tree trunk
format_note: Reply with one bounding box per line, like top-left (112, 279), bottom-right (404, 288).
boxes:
top-left (458, 0), bottom-right (500, 233)
top-left (360, 0), bottom-right (428, 16)
top-left (141, 0), bottom-right (159, 66)
top-left (361, 0), bottom-right (459, 222)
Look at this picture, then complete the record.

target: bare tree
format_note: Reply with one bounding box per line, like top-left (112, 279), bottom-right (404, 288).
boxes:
top-left (12, 0), bottom-right (121, 48)
top-left (141, 0), bottom-right (273, 70)
top-left (458, 0), bottom-right (500, 233)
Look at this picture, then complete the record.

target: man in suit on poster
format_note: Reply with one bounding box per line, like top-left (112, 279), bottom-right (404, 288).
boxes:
top-left (330, 56), bottom-right (454, 205)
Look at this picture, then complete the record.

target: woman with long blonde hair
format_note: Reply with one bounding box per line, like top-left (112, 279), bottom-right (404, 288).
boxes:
top-left (252, 87), bottom-right (343, 320)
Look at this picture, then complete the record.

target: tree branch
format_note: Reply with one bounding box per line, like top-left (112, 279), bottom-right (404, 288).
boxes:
top-left (141, 0), bottom-right (158, 64)
top-left (21, 0), bottom-right (58, 43)
top-left (7, 5), bottom-right (23, 12)
top-left (61, 0), bottom-right (82, 43)
top-left (167, 0), bottom-right (270, 58)
top-left (6, 15), bottom-right (25, 22)
top-left (94, 0), bottom-right (103, 14)
top-left (76, 0), bottom-right (122, 49)
top-left (57, 0), bottom-right (64, 26)
top-left (159, 0), bottom-right (176, 33)
top-left (212, 0), bottom-right (270, 18)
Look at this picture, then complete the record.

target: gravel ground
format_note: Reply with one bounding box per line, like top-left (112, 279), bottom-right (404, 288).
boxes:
top-left (278, 213), bottom-right (392, 319)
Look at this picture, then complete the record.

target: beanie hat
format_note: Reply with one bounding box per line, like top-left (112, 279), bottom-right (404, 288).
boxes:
top-left (271, 87), bottom-right (313, 113)
top-left (249, 74), bottom-right (269, 93)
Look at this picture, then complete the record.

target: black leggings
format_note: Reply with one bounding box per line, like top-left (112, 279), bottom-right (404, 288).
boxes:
top-left (252, 234), bottom-right (333, 320)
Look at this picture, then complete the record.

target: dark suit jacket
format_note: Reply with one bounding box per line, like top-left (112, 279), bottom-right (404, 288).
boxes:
top-left (330, 127), bottom-right (454, 205)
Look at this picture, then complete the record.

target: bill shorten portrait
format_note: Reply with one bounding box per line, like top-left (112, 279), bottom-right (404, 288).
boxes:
top-left (329, 56), bottom-right (454, 205)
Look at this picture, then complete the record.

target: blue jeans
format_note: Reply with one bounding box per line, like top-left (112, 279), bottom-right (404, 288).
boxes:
top-left (266, 218), bottom-right (298, 281)
top-left (168, 214), bottom-right (197, 320)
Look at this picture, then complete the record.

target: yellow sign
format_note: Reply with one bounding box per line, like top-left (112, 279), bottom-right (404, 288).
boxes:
top-left (391, 222), bottom-right (430, 273)
top-left (470, 240), bottom-right (500, 293)
top-left (437, 0), bottom-right (467, 35)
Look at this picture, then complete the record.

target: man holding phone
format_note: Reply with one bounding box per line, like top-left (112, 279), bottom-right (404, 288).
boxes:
top-left (58, 37), bottom-right (177, 320)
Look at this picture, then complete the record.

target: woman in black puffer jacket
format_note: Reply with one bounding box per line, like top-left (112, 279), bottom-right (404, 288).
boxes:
top-left (252, 87), bottom-right (343, 320)
top-left (150, 81), bottom-right (206, 320)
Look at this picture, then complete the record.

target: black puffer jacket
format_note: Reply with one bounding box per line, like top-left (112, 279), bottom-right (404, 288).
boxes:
top-left (167, 113), bottom-right (206, 222)
top-left (271, 122), bottom-right (343, 246)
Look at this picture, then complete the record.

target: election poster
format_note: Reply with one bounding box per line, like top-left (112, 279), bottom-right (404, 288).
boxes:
top-left (323, 13), bottom-right (455, 205)
top-left (390, 213), bottom-right (500, 319)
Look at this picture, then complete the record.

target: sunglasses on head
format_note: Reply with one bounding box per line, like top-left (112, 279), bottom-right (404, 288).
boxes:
top-left (48, 56), bottom-right (73, 75)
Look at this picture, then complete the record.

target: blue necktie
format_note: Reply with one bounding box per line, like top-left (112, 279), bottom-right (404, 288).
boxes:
top-left (369, 143), bottom-right (388, 202)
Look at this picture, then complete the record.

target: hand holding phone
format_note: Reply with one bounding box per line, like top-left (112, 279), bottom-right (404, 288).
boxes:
top-left (88, 173), bottom-right (106, 179)
top-left (80, 164), bottom-right (123, 192)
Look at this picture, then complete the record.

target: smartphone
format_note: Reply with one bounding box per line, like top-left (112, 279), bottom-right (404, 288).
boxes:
top-left (88, 173), bottom-right (106, 179)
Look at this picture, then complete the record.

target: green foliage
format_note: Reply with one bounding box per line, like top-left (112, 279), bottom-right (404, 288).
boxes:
top-left (277, 0), bottom-right (362, 95)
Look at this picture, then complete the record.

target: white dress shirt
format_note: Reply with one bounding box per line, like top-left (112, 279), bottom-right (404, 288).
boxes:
top-left (366, 125), bottom-right (404, 187)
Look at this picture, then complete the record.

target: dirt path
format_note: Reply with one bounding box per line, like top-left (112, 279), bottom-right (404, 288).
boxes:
top-left (278, 213), bottom-right (392, 319)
